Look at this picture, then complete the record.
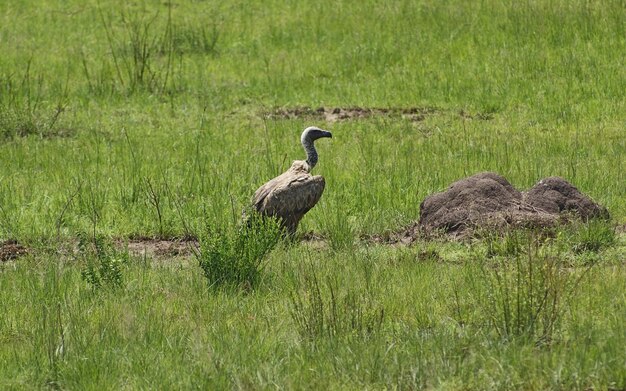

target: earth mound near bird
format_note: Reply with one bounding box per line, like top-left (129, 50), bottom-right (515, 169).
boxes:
top-left (524, 176), bottom-right (609, 220)
top-left (418, 172), bottom-right (609, 236)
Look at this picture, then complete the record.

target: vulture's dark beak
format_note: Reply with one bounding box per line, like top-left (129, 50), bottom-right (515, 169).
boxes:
top-left (323, 131), bottom-right (333, 139)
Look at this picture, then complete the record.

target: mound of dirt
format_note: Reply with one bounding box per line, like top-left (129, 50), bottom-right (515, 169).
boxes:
top-left (264, 106), bottom-right (437, 122)
top-left (419, 172), bottom-right (527, 234)
top-left (418, 172), bottom-right (608, 236)
top-left (524, 176), bottom-right (609, 220)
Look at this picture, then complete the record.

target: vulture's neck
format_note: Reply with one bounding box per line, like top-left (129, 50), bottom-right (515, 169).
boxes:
top-left (302, 138), bottom-right (318, 169)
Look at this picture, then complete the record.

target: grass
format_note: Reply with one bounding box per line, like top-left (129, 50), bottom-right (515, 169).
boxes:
top-left (2, 239), bottom-right (624, 389)
top-left (0, 0), bottom-right (625, 389)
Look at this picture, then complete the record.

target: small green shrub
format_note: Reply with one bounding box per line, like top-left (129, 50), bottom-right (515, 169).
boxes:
top-left (78, 234), bottom-right (125, 290)
top-left (196, 216), bottom-right (282, 290)
top-left (81, 256), bottom-right (124, 290)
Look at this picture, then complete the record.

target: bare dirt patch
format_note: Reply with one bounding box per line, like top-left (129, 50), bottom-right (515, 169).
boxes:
top-left (264, 106), bottom-right (438, 123)
top-left (122, 237), bottom-right (198, 259)
top-left (360, 227), bottom-right (418, 246)
top-left (0, 240), bottom-right (28, 262)
top-left (417, 172), bottom-right (609, 238)
top-left (459, 109), bottom-right (495, 121)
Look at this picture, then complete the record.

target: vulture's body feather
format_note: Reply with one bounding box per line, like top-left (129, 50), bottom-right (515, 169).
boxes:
top-left (252, 127), bottom-right (332, 235)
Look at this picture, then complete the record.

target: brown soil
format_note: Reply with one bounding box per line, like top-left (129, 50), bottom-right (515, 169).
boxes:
top-left (123, 237), bottom-right (198, 258)
top-left (361, 226), bottom-right (418, 246)
top-left (418, 172), bottom-right (609, 237)
top-left (264, 106), bottom-right (438, 122)
top-left (0, 240), bottom-right (28, 262)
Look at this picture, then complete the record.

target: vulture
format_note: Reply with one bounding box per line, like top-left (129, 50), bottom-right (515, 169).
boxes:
top-left (252, 126), bottom-right (332, 235)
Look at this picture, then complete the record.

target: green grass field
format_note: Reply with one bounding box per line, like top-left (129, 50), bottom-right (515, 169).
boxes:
top-left (1, 0), bottom-right (625, 389)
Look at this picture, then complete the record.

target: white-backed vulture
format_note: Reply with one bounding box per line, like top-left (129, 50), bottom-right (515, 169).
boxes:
top-left (252, 126), bottom-right (332, 235)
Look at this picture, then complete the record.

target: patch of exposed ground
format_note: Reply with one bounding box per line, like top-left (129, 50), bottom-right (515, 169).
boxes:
top-left (0, 240), bottom-right (28, 262)
top-left (299, 232), bottom-right (328, 249)
top-left (459, 109), bottom-right (495, 121)
top-left (122, 237), bottom-right (198, 258)
top-left (264, 106), bottom-right (439, 122)
top-left (360, 228), bottom-right (418, 246)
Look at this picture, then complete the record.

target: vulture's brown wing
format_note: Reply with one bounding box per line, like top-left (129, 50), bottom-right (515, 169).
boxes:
top-left (254, 173), bottom-right (326, 219)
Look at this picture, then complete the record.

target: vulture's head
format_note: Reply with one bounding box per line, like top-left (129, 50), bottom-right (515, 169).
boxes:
top-left (301, 126), bottom-right (332, 144)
